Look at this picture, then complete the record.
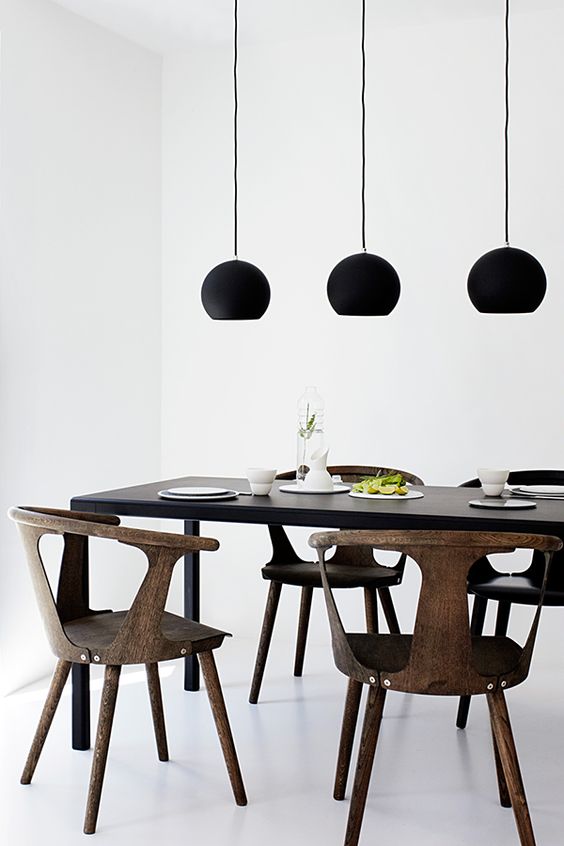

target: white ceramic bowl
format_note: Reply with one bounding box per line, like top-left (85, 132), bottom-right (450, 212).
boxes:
top-left (477, 468), bottom-right (509, 497)
top-left (246, 467), bottom-right (277, 495)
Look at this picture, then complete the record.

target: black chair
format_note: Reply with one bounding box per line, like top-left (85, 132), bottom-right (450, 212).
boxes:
top-left (456, 469), bottom-right (564, 729)
top-left (310, 528), bottom-right (561, 846)
top-left (249, 465), bottom-right (424, 704)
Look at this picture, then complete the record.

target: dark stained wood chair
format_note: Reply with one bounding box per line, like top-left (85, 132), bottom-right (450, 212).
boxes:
top-left (249, 465), bottom-right (424, 704)
top-left (309, 528), bottom-right (561, 846)
top-left (456, 470), bottom-right (564, 729)
top-left (9, 506), bottom-right (246, 835)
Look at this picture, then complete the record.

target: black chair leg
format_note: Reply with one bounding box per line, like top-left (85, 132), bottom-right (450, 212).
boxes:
top-left (456, 594), bottom-right (488, 729)
top-left (363, 588), bottom-right (379, 633)
top-left (294, 586), bottom-right (314, 677)
top-left (249, 581), bottom-right (282, 704)
top-left (495, 600), bottom-right (512, 636)
top-left (378, 586), bottom-right (400, 634)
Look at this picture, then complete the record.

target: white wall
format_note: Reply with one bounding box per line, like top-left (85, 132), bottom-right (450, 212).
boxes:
top-left (0, 0), bottom-right (162, 692)
top-left (161, 6), bottom-right (564, 652)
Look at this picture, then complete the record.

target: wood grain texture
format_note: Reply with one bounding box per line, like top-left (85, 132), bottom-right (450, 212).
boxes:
top-left (84, 665), bottom-right (121, 834)
top-left (146, 663), bottom-right (169, 762)
top-left (294, 586), bottom-right (314, 677)
top-left (199, 651), bottom-right (247, 806)
top-left (21, 659), bottom-right (72, 785)
top-left (249, 581), bottom-right (282, 704)
top-left (333, 678), bottom-right (363, 801)
top-left (343, 686), bottom-right (386, 846)
top-left (488, 691), bottom-right (536, 845)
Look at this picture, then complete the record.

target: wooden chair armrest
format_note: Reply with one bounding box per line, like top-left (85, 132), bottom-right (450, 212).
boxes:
top-left (9, 507), bottom-right (218, 553)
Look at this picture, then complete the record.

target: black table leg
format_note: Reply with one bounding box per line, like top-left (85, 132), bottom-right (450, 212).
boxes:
top-left (72, 663), bottom-right (90, 750)
top-left (184, 519), bottom-right (200, 690)
top-left (71, 514), bottom-right (90, 750)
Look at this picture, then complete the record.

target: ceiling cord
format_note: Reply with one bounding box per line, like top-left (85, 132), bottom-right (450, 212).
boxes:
top-left (361, 0), bottom-right (367, 252)
top-left (504, 0), bottom-right (510, 247)
top-left (233, 0), bottom-right (239, 259)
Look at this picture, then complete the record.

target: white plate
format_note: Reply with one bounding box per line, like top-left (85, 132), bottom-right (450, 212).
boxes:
top-left (166, 486), bottom-right (230, 496)
top-left (158, 489), bottom-right (238, 501)
top-left (279, 484), bottom-right (350, 495)
top-left (348, 490), bottom-right (424, 501)
top-left (469, 498), bottom-right (536, 510)
top-left (512, 485), bottom-right (564, 495)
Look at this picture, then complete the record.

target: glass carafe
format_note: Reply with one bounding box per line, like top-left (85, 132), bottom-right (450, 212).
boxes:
top-left (296, 386), bottom-right (325, 485)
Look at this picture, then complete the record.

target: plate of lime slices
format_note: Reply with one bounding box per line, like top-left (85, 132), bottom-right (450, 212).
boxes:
top-left (348, 474), bottom-right (424, 501)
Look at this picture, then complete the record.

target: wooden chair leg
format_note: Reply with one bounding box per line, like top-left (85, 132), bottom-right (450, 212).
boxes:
top-left (487, 690), bottom-right (536, 846)
top-left (363, 588), bottom-right (379, 633)
top-left (334, 678), bottom-right (363, 800)
top-left (249, 581), bottom-right (282, 704)
top-left (377, 587), bottom-right (400, 634)
top-left (199, 651), bottom-right (247, 806)
top-left (21, 659), bottom-right (72, 785)
top-left (344, 685), bottom-right (386, 846)
top-left (456, 594), bottom-right (488, 729)
top-left (83, 665), bottom-right (121, 835)
top-left (294, 586), bottom-right (314, 677)
top-left (491, 721), bottom-right (512, 808)
top-left (145, 663), bottom-right (169, 762)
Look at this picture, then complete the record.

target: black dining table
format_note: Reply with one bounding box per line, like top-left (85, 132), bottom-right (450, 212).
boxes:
top-left (70, 475), bottom-right (564, 750)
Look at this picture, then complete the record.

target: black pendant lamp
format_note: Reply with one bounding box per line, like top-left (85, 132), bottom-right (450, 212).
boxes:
top-left (327, 0), bottom-right (400, 316)
top-left (201, 0), bottom-right (270, 320)
top-left (468, 0), bottom-right (546, 313)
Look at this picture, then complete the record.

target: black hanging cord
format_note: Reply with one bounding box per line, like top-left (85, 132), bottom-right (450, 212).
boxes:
top-left (233, 0), bottom-right (239, 259)
top-left (504, 0), bottom-right (510, 246)
top-left (361, 0), bottom-right (367, 252)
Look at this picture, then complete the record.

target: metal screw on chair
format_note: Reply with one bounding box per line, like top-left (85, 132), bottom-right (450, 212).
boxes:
top-left (487, 683), bottom-right (494, 690)
top-left (383, 678), bottom-right (391, 687)
top-left (93, 655), bottom-right (100, 662)
top-left (369, 676), bottom-right (376, 684)
top-left (501, 680), bottom-right (507, 688)
top-left (180, 648), bottom-right (187, 655)
top-left (80, 654), bottom-right (87, 662)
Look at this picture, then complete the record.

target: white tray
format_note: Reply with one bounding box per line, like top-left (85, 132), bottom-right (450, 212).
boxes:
top-left (279, 484), bottom-right (350, 495)
top-left (348, 490), bottom-right (424, 501)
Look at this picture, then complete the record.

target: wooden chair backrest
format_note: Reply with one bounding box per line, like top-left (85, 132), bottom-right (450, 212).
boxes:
top-left (276, 465), bottom-right (424, 485)
top-left (309, 529), bottom-right (561, 695)
top-left (9, 507), bottom-right (219, 664)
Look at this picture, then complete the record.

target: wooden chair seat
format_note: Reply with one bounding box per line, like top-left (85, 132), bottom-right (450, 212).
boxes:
top-left (64, 611), bottom-right (228, 661)
top-left (261, 560), bottom-right (402, 589)
top-left (346, 633), bottom-right (523, 680)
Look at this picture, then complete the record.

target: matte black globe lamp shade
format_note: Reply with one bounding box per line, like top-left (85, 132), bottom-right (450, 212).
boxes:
top-left (201, 259), bottom-right (270, 320)
top-left (201, 0), bottom-right (270, 321)
top-left (327, 252), bottom-right (400, 316)
top-left (468, 0), bottom-right (546, 314)
top-left (327, 0), bottom-right (400, 317)
top-left (467, 247), bottom-right (546, 314)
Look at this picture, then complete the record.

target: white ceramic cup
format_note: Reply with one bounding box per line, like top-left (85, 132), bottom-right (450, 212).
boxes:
top-left (246, 467), bottom-right (277, 496)
top-left (477, 468), bottom-right (509, 497)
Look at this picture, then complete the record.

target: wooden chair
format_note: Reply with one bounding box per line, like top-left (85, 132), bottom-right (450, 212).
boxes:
top-left (309, 528), bottom-right (561, 846)
top-left (9, 506), bottom-right (246, 834)
top-left (249, 465), bottom-right (424, 704)
top-left (456, 470), bottom-right (564, 729)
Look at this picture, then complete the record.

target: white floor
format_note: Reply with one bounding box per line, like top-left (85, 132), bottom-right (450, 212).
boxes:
top-left (1, 637), bottom-right (562, 846)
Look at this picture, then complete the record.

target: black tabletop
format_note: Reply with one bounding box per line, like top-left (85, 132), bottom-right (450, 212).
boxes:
top-left (71, 477), bottom-right (564, 537)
